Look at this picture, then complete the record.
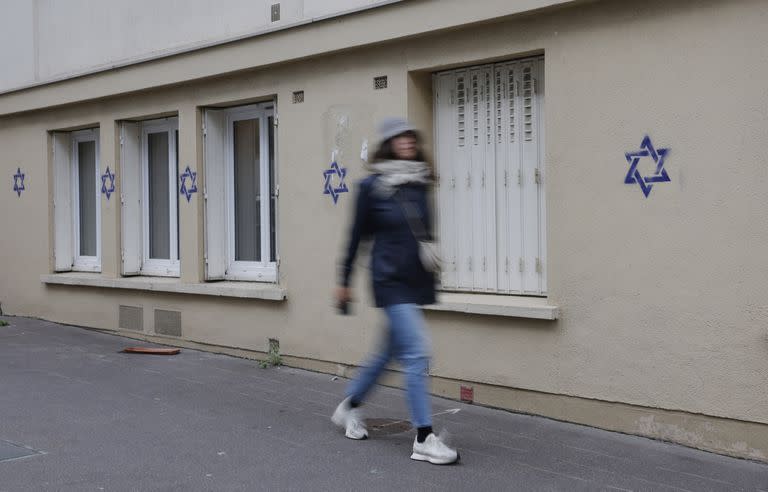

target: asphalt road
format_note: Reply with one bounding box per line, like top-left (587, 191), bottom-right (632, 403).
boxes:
top-left (1, 316), bottom-right (766, 491)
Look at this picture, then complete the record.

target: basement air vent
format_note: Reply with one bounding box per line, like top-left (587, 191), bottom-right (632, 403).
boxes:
top-left (374, 76), bottom-right (388, 90)
top-left (292, 90), bottom-right (304, 104)
top-left (269, 338), bottom-right (280, 354)
top-left (154, 309), bottom-right (181, 337)
top-left (271, 3), bottom-right (280, 22)
top-left (119, 305), bottom-right (143, 332)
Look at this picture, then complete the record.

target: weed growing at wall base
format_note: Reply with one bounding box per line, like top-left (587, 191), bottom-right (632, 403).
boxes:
top-left (260, 339), bottom-right (282, 368)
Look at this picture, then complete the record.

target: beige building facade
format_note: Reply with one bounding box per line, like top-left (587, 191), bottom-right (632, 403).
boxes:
top-left (2, 0), bottom-right (767, 462)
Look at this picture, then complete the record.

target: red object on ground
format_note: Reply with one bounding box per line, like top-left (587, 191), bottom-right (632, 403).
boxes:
top-left (123, 347), bottom-right (180, 355)
top-left (460, 385), bottom-right (474, 403)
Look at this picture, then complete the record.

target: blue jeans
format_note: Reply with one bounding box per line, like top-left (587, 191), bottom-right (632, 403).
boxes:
top-left (346, 304), bottom-right (432, 428)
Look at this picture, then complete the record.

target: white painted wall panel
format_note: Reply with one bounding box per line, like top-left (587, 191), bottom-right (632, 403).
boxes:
top-left (0, 0), bottom-right (36, 92)
top-left (304, 0), bottom-right (391, 18)
top-left (36, 0), bottom-right (268, 82)
top-left (0, 0), bottom-right (401, 93)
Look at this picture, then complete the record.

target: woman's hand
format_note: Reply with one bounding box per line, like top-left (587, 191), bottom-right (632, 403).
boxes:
top-left (335, 286), bottom-right (352, 304)
top-left (335, 286), bottom-right (353, 315)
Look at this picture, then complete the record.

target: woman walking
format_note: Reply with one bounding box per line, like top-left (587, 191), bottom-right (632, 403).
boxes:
top-left (332, 117), bottom-right (459, 465)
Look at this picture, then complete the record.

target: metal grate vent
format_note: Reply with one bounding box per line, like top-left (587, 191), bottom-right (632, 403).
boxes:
top-left (292, 90), bottom-right (304, 104)
top-left (365, 418), bottom-right (412, 436)
top-left (270, 3), bottom-right (280, 22)
top-left (119, 305), bottom-right (143, 332)
top-left (268, 338), bottom-right (279, 354)
top-left (154, 309), bottom-right (181, 337)
top-left (373, 76), bottom-right (388, 90)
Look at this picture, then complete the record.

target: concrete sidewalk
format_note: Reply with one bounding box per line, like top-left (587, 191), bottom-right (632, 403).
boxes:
top-left (0, 316), bottom-right (766, 491)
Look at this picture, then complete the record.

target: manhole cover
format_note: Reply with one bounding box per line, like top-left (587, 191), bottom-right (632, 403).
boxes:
top-left (0, 440), bottom-right (41, 463)
top-left (365, 418), bottom-right (412, 436)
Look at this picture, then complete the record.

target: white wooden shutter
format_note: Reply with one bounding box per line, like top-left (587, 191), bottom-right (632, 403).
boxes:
top-left (469, 69), bottom-right (482, 289)
top-left (434, 72), bottom-right (458, 289)
top-left (203, 109), bottom-right (228, 280)
top-left (454, 69), bottom-right (473, 290)
top-left (436, 66), bottom-right (503, 292)
top-left (120, 122), bottom-right (142, 275)
top-left (495, 62), bottom-right (523, 293)
top-left (53, 132), bottom-right (73, 272)
top-left (435, 56), bottom-right (545, 295)
top-left (466, 66), bottom-right (497, 291)
top-left (481, 67), bottom-right (498, 291)
top-left (520, 59), bottom-right (543, 294)
top-left (535, 59), bottom-right (547, 293)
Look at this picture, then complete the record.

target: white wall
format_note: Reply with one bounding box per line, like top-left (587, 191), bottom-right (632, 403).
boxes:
top-left (0, 0), bottom-right (36, 92)
top-left (0, 0), bottom-right (400, 94)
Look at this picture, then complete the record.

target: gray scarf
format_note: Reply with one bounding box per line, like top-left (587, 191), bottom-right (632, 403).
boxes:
top-left (367, 160), bottom-right (431, 198)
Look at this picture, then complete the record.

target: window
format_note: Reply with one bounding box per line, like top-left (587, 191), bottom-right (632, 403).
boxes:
top-left (434, 57), bottom-right (545, 295)
top-left (52, 128), bottom-right (101, 272)
top-left (203, 103), bottom-right (277, 282)
top-left (120, 117), bottom-right (180, 277)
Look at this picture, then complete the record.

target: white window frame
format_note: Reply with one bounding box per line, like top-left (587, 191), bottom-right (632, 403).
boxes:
top-left (140, 117), bottom-right (180, 277)
top-left (71, 128), bottom-right (101, 272)
top-left (223, 103), bottom-right (277, 282)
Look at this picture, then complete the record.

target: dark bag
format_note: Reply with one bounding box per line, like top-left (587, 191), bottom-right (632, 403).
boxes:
top-left (393, 192), bottom-right (442, 274)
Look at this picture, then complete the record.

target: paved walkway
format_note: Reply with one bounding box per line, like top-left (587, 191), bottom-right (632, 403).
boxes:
top-left (1, 316), bottom-right (766, 491)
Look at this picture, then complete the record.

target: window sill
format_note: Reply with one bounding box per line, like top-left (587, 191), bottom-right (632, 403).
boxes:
top-left (40, 272), bottom-right (286, 301)
top-left (425, 292), bottom-right (558, 320)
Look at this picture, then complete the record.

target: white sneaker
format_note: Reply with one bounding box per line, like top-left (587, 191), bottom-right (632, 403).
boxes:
top-left (331, 397), bottom-right (368, 440)
top-left (411, 433), bottom-right (459, 465)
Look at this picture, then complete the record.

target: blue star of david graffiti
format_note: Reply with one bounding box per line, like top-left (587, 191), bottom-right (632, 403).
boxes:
top-left (179, 166), bottom-right (198, 203)
top-left (624, 136), bottom-right (671, 198)
top-left (12, 167), bottom-right (25, 197)
top-left (323, 161), bottom-right (349, 204)
top-left (101, 166), bottom-right (116, 200)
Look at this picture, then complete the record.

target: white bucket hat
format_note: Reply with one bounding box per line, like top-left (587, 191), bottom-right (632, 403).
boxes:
top-left (377, 117), bottom-right (416, 143)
